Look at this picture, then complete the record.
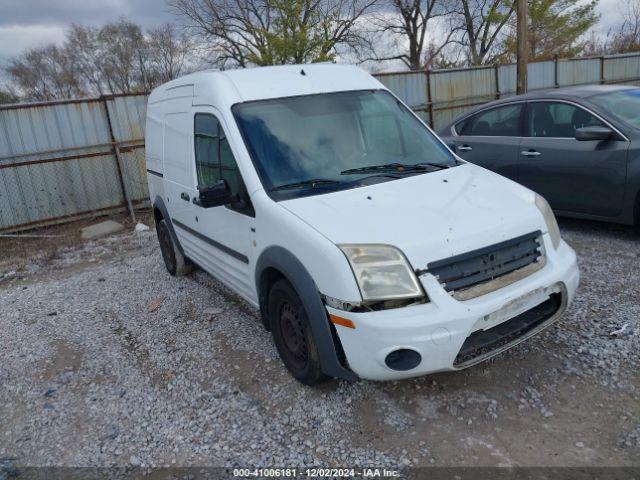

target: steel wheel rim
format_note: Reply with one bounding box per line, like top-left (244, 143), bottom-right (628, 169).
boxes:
top-left (279, 301), bottom-right (308, 371)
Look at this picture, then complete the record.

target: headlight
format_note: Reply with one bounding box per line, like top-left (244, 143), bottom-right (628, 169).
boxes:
top-left (535, 194), bottom-right (561, 249)
top-left (338, 244), bottom-right (424, 301)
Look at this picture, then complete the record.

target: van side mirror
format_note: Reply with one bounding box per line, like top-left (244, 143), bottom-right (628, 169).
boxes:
top-left (575, 126), bottom-right (613, 141)
top-left (194, 180), bottom-right (233, 208)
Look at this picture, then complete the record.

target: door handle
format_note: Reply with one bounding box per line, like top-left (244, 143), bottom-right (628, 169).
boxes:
top-left (458, 145), bottom-right (473, 151)
top-left (180, 192), bottom-right (190, 201)
top-left (521, 150), bottom-right (541, 157)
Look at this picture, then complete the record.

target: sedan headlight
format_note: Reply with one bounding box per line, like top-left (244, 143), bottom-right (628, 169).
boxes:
top-left (339, 244), bottom-right (424, 301)
top-left (535, 194), bottom-right (561, 249)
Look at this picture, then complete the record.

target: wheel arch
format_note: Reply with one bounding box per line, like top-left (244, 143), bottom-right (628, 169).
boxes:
top-left (152, 195), bottom-right (186, 256)
top-left (255, 246), bottom-right (356, 381)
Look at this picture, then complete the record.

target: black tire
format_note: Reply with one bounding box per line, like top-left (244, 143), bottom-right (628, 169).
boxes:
top-left (156, 219), bottom-right (193, 276)
top-left (268, 279), bottom-right (326, 385)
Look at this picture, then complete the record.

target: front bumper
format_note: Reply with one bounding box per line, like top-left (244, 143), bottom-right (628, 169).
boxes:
top-left (328, 234), bottom-right (580, 381)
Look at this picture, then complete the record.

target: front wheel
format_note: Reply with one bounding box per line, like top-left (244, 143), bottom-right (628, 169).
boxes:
top-left (268, 279), bottom-right (326, 385)
top-left (156, 219), bottom-right (193, 276)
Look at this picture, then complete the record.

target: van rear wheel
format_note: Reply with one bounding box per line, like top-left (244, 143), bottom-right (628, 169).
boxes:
top-left (268, 279), bottom-right (326, 385)
top-left (156, 219), bottom-right (193, 276)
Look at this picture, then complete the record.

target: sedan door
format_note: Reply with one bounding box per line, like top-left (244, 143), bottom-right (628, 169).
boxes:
top-left (444, 102), bottom-right (524, 182)
top-left (518, 101), bottom-right (628, 217)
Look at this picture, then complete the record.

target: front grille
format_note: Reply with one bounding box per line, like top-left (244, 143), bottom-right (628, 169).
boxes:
top-left (454, 292), bottom-right (562, 367)
top-left (425, 231), bottom-right (543, 294)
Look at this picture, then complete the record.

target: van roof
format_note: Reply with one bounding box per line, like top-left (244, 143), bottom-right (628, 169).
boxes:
top-left (149, 63), bottom-right (384, 105)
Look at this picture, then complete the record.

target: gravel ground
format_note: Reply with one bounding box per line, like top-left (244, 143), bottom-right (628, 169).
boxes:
top-left (0, 217), bottom-right (638, 469)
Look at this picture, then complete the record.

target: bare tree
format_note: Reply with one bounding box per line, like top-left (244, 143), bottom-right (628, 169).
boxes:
top-left (147, 24), bottom-right (194, 83)
top-left (66, 25), bottom-right (109, 96)
top-left (0, 83), bottom-right (20, 104)
top-left (97, 19), bottom-right (150, 93)
top-left (5, 18), bottom-right (198, 101)
top-left (581, 30), bottom-right (607, 56)
top-left (169, 0), bottom-right (378, 67)
top-left (607, 0), bottom-right (640, 53)
top-left (6, 45), bottom-right (83, 101)
top-left (452, 0), bottom-right (515, 65)
top-left (364, 0), bottom-right (459, 70)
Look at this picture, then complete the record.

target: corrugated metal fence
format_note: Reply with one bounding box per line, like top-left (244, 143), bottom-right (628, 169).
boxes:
top-left (0, 94), bottom-right (147, 231)
top-left (2, 52), bottom-right (640, 232)
top-left (375, 52), bottom-right (640, 129)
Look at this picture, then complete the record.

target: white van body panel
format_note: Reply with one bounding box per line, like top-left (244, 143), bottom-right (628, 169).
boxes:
top-left (196, 64), bottom-right (381, 103)
top-left (145, 97), bottom-right (164, 202)
top-left (280, 163), bottom-right (543, 269)
top-left (145, 63), bottom-right (580, 381)
top-left (146, 64), bottom-right (388, 305)
top-left (145, 105), bottom-right (164, 176)
top-left (329, 238), bottom-right (579, 380)
top-left (251, 190), bottom-right (363, 302)
top-left (176, 104), bottom-right (256, 301)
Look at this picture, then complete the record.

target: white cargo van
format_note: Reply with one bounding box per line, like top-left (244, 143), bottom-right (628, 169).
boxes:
top-left (145, 64), bottom-right (579, 385)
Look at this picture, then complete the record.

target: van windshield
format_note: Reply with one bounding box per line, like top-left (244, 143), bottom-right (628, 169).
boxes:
top-left (232, 90), bottom-right (455, 199)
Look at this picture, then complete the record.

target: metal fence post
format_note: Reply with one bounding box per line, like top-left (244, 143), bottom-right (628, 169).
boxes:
top-left (426, 69), bottom-right (434, 129)
top-left (554, 55), bottom-right (559, 88)
top-left (495, 64), bottom-right (501, 99)
top-left (600, 56), bottom-right (606, 84)
top-left (101, 95), bottom-right (136, 223)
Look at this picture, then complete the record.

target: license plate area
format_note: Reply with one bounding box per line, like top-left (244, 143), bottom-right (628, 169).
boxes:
top-left (455, 289), bottom-right (565, 368)
top-left (473, 285), bottom-right (560, 333)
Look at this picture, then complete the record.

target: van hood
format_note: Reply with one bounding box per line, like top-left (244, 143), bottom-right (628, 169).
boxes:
top-left (279, 164), bottom-right (547, 270)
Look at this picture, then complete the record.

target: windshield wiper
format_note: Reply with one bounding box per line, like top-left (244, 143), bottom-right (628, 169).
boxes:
top-left (340, 162), bottom-right (449, 175)
top-left (414, 161), bottom-right (453, 169)
top-left (269, 178), bottom-right (342, 192)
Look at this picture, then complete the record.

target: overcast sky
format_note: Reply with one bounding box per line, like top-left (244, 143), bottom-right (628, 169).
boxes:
top-left (0, 0), bottom-right (628, 69)
top-left (0, 0), bottom-right (174, 65)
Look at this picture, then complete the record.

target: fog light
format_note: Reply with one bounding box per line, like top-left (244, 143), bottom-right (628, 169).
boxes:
top-left (385, 349), bottom-right (422, 371)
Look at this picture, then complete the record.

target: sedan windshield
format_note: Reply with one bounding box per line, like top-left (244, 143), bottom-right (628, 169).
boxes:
top-left (590, 88), bottom-right (640, 128)
top-left (232, 90), bottom-right (455, 199)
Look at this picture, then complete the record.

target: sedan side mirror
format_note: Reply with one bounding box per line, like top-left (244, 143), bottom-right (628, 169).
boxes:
top-left (575, 126), bottom-right (613, 141)
top-left (194, 179), bottom-right (233, 208)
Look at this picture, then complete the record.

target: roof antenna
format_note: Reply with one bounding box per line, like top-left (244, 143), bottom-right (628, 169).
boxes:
top-left (300, 69), bottom-right (306, 76)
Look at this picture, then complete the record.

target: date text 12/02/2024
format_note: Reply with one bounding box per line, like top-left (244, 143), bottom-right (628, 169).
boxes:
top-left (233, 468), bottom-right (400, 477)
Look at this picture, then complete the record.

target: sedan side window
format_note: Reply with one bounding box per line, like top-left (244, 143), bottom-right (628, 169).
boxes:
top-left (458, 104), bottom-right (522, 137)
top-left (526, 102), bottom-right (604, 138)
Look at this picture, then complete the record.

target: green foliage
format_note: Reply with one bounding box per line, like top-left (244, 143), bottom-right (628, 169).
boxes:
top-left (505, 0), bottom-right (599, 60)
top-left (248, 0), bottom-right (339, 65)
top-left (169, 0), bottom-right (372, 68)
top-left (485, 0), bottom-right (515, 26)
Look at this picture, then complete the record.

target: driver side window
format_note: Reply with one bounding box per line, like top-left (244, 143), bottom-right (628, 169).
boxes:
top-left (194, 114), bottom-right (221, 187)
top-left (525, 102), bottom-right (604, 138)
top-left (194, 113), bottom-right (254, 216)
top-left (194, 113), bottom-right (243, 191)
